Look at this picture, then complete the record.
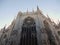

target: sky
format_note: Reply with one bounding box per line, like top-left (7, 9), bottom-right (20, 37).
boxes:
top-left (0, 0), bottom-right (60, 29)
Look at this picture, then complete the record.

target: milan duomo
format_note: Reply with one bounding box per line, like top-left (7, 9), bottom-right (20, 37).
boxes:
top-left (0, 6), bottom-right (60, 45)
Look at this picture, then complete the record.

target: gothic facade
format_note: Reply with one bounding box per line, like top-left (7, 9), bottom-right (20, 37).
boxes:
top-left (0, 7), bottom-right (60, 45)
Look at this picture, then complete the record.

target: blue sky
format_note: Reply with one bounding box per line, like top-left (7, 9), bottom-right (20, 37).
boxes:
top-left (0, 0), bottom-right (60, 29)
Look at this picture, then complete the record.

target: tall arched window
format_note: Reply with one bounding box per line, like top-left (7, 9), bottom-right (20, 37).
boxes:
top-left (20, 17), bottom-right (38, 45)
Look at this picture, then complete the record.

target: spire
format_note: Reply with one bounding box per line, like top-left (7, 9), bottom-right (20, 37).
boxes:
top-left (27, 8), bottom-right (28, 12)
top-left (47, 14), bottom-right (51, 22)
top-left (17, 11), bottom-right (22, 16)
top-left (32, 9), bottom-right (34, 13)
top-left (36, 6), bottom-right (42, 15)
top-left (47, 14), bottom-right (50, 20)
top-left (16, 11), bottom-right (22, 19)
top-left (37, 6), bottom-right (40, 11)
top-left (26, 8), bottom-right (28, 15)
top-left (47, 14), bottom-right (49, 18)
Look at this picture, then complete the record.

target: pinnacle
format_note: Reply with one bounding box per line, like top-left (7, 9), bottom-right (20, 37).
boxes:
top-left (37, 6), bottom-right (40, 11)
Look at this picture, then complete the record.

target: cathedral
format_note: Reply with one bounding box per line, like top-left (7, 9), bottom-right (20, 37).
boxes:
top-left (0, 6), bottom-right (60, 45)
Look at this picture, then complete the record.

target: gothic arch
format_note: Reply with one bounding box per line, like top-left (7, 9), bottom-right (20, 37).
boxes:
top-left (19, 16), bottom-right (38, 45)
